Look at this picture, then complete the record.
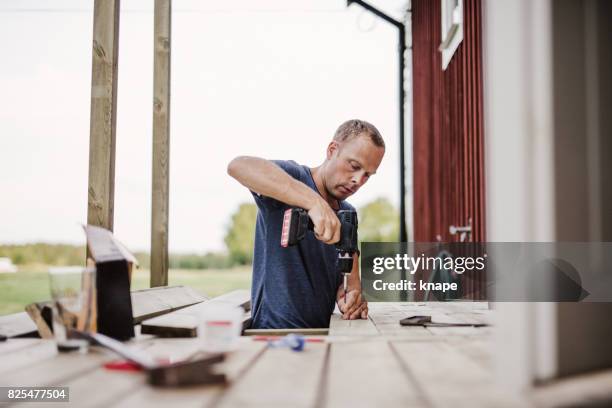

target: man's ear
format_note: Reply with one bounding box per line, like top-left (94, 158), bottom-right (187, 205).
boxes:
top-left (327, 141), bottom-right (339, 160)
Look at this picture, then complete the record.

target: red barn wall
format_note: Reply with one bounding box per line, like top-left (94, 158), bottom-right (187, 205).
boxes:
top-left (411, 0), bottom-right (486, 244)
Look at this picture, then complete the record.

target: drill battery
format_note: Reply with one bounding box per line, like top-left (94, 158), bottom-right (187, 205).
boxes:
top-left (280, 208), bottom-right (313, 247)
top-left (280, 207), bottom-right (358, 270)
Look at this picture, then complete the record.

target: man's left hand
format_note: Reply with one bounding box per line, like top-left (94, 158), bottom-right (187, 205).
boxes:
top-left (336, 286), bottom-right (368, 320)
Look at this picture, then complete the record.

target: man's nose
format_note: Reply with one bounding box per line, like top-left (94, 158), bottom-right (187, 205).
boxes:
top-left (351, 171), bottom-right (367, 186)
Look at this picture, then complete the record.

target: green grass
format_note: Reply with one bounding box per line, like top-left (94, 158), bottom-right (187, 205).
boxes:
top-left (0, 266), bottom-right (252, 316)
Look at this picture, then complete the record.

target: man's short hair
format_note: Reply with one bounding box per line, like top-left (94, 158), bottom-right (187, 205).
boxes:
top-left (333, 119), bottom-right (385, 148)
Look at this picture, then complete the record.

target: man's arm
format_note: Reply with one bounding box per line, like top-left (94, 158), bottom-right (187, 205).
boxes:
top-left (227, 156), bottom-right (340, 244)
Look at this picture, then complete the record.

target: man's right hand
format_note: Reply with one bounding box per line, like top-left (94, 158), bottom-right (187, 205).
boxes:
top-left (308, 199), bottom-right (341, 244)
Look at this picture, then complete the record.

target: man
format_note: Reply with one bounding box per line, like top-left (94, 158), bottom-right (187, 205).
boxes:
top-left (227, 119), bottom-right (385, 329)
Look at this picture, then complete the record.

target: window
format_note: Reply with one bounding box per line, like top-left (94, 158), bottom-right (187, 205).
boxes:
top-left (440, 0), bottom-right (463, 70)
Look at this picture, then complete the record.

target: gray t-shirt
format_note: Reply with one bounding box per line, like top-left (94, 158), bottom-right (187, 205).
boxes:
top-left (250, 160), bottom-right (354, 329)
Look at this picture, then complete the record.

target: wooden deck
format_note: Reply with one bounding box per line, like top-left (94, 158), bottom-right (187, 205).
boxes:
top-left (1, 301), bottom-right (605, 407)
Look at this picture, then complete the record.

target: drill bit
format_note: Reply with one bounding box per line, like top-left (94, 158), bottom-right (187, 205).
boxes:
top-left (343, 273), bottom-right (348, 305)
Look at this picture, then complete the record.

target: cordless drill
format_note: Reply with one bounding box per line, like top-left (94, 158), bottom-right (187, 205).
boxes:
top-left (281, 208), bottom-right (358, 304)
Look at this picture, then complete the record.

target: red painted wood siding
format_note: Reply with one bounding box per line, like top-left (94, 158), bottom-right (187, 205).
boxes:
top-left (411, 0), bottom-right (486, 300)
top-left (412, 0), bottom-right (485, 243)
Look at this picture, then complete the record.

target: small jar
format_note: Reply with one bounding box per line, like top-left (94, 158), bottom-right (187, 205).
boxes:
top-left (197, 304), bottom-right (243, 352)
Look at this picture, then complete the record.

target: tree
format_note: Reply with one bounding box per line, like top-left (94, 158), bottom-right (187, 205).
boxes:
top-left (358, 197), bottom-right (400, 242)
top-left (224, 203), bottom-right (258, 265)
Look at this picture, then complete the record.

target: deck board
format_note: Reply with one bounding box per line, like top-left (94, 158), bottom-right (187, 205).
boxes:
top-left (214, 342), bottom-right (327, 408)
top-left (1, 348), bottom-right (111, 388)
top-left (328, 313), bottom-right (379, 336)
top-left (111, 339), bottom-right (266, 408)
top-left (140, 290), bottom-right (250, 337)
top-left (324, 339), bottom-right (427, 408)
top-left (0, 340), bottom-right (57, 376)
top-left (391, 340), bottom-right (521, 407)
top-left (0, 311), bottom-right (38, 338)
top-left (0, 338), bottom-right (45, 356)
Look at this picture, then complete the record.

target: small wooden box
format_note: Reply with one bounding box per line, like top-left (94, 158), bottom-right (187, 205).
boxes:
top-left (85, 225), bottom-right (137, 341)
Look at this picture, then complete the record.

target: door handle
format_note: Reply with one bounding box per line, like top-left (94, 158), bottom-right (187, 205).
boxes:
top-left (449, 218), bottom-right (472, 242)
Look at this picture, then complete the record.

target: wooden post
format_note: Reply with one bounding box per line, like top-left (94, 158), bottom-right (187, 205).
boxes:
top-left (87, 0), bottom-right (120, 231)
top-left (151, 0), bottom-right (171, 287)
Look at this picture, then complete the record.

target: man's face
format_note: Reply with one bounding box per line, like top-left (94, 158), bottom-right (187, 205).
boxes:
top-left (324, 135), bottom-right (385, 201)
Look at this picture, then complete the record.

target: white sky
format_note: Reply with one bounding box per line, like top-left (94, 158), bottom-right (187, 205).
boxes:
top-left (0, 0), bottom-right (409, 253)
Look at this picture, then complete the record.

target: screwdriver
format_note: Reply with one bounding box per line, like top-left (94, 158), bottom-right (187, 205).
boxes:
top-left (343, 273), bottom-right (348, 305)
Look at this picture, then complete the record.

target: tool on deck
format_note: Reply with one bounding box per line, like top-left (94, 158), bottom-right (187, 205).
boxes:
top-left (72, 330), bottom-right (226, 386)
top-left (281, 208), bottom-right (358, 305)
top-left (399, 315), bottom-right (488, 327)
top-left (253, 335), bottom-right (325, 344)
top-left (265, 333), bottom-right (307, 351)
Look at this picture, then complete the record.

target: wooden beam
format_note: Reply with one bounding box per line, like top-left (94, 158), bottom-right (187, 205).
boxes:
top-left (131, 285), bottom-right (207, 323)
top-left (87, 0), bottom-right (120, 231)
top-left (243, 328), bottom-right (328, 336)
top-left (150, 0), bottom-right (172, 287)
top-left (0, 312), bottom-right (38, 339)
top-left (23, 286), bottom-right (206, 338)
top-left (140, 290), bottom-right (250, 338)
top-left (328, 313), bottom-right (379, 336)
top-left (214, 342), bottom-right (327, 408)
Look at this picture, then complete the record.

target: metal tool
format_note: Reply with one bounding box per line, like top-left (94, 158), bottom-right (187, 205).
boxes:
top-left (72, 330), bottom-right (159, 369)
top-left (71, 330), bottom-right (226, 386)
top-left (281, 208), bottom-right (358, 305)
top-left (335, 210), bottom-right (358, 304)
top-left (399, 315), bottom-right (487, 327)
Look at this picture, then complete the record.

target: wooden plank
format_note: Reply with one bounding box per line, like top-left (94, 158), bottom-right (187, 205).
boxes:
top-left (328, 313), bottom-right (379, 336)
top-left (391, 340), bottom-right (523, 407)
top-left (424, 313), bottom-right (485, 336)
top-left (110, 339), bottom-right (266, 408)
top-left (150, 0), bottom-right (172, 287)
top-left (0, 311), bottom-right (38, 338)
top-left (445, 311), bottom-right (489, 325)
top-left (214, 342), bottom-right (326, 407)
top-left (131, 285), bottom-right (207, 323)
top-left (4, 337), bottom-right (248, 406)
top-left (388, 303), bottom-right (490, 336)
top-left (0, 340), bottom-right (57, 376)
top-left (425, 302), bottom-right (490, 318)
top-left (0, 339), bottom-right (45, 357)
top-left (0, 348), bottom-right (111, 388)
top-left (368, 306), bottom-right (435, 339)
top-left (347, 303), bottom-right (490, 338)
top-left (141, 308), bottom-right (250, 338)
top-left (208, 290), bottom-right (251, 310)
top-left (324, 339), bottom-right (427, 407)
top-left (445, 337), bottom-right (491, 368)
top-left (11, 364), bottom-right (145, 408)
top-left (25, 302), bottom-right (54, 339)
top-left (5, 337), bottom-right (260, 408)
top-left (244, 328), bottom-right (328, 336)
top-left (8, 338), bottom-right (176, 408)
top-left (372, 323), bottom-right (434, 339)
top-left (87, 0), bottom-right (120, 230)
top-left (140, 290), bottom-right (250, 337)
top-left (22, 286), bottom-right (207, 338)
top-left (434, 310), bottom-right (493, 337)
